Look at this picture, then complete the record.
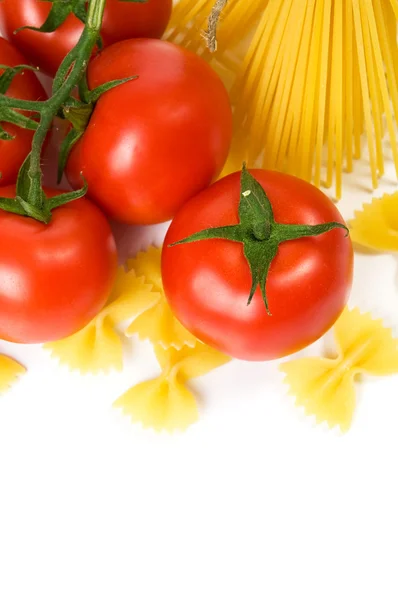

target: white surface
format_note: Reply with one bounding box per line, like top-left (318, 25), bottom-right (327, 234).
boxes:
top-left (1, 88), bottom-right (398, 600)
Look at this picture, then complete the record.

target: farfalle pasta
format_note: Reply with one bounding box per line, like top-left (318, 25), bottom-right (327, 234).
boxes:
top-left (350, 193), bottom-right (398, 253)
top-left (281, 308), bottom-right (398, 432)
top-left (114, 342), bottom-right (231, 432)
top-left (0, 355), bottom-right (25, 393)
top-left (44, 267), bottom-right (160, 373)
top-left (126, 246), bottom-right (197, 350)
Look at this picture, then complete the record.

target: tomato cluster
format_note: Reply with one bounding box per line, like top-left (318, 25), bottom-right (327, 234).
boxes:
top-left (0, 0), bottom-right (173, 76)
top-left (0, 1), bottom-right (353, 361)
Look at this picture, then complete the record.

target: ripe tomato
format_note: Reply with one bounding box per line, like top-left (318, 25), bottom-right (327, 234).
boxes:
top-left (66, 39), bottom-right (232, 225)
top-left (0, 0), bottom-right (173, 77)
top-left (0, 186), bottom-right (118, 344)
top-left (162, 170), bottom-right (354, 361)
top-left (0, 38), bottom-right (46, 186)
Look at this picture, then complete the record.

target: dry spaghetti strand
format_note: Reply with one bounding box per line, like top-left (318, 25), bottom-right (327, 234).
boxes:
top-left (170, 0), bottom-right (398, 197)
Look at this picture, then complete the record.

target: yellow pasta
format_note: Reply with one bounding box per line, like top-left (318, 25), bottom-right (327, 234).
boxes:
top-left (167, 0), bottom-right (263, 62)
top-left (126, 246), bottom-right (197, 350)
top-left (350, 192), bottom-right (398, 252)
top-left (45, 268), bottom-right (160, 373)
top-left (281, 308), bottom-right (398, 431)
top-left (0, 355), bottom-right (25, 393)
top-left (114, 342), bottom-right (231, 432)
top-left (170, 0), bottom-right (398, 197)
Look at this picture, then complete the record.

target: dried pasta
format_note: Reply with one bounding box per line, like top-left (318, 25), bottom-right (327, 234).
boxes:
top-left (126, 246), bottom-right (197, 350)
top-left (114, 342), bottom-right (231, 432)
top-left (281, 308), bottom-right (398, 431)
top-left (0, 355), bottom-right (25, 393)
top-left (170, 0), bottom-right (398, 197)
top-left (350, 192), bottom-right (398, 252)
top-left (44, 268), bottom-right (160, 373)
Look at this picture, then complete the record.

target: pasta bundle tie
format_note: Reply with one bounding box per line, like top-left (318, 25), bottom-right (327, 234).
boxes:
top-left (280, 308), bottom-right (398, 432)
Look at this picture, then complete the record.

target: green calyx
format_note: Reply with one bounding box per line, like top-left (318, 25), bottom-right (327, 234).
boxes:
top-left (170, 164), bottom-right (349, 315)
top-left (57, 74), bottom-right (137, 183)
top-left (0, 154), bottom-right (87, 224)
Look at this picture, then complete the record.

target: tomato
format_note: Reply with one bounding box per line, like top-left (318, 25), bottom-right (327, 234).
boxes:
top-left (161, 170), bottom-right (354, 361)
top-left (0, 186), bottom-right (118, 344)
top-left (0, 0), bottom-right (173, 77)
top-left (0, 38), bottom-right (46, 186)
top-left (66, 39), bottom-right (232, 225)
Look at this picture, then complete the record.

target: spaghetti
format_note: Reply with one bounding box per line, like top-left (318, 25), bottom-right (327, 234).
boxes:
top-left (168, 0), bottom-right (398, 197)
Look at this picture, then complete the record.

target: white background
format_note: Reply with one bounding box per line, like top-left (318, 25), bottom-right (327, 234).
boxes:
top-left (1, 40), bottom-right (398, 600)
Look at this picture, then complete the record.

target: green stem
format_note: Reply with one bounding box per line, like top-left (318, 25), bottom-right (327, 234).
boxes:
top-left (86, 0), bottom-right (107, 27)
top-left (29, 112), bottom-right (53, 207)
top-left (0, 96), bottom-right (43, 112)
top-left (252, 220), bottom-right (271, 241)
top-left (0, 0), bottom-right (107, 219)
top-left (27, 0), bottom-right (106, 209)
top-left (78, 75), bottom-right (91, 104)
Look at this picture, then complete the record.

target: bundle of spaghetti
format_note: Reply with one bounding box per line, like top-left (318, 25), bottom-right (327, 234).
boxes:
top-left (170, 0), bottom-right (398, 197)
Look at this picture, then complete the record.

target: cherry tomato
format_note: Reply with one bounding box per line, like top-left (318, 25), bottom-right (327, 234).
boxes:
top-left (0, 186), bottom-right (118, 344)
top-left (0, 38), bottom-right (46, 186)
top-left (0, 0), bottom-right (173, 76)
top-left (162, 170), bottom-right (354, 361)
top-left (66, 39), bottom-right (232, 225)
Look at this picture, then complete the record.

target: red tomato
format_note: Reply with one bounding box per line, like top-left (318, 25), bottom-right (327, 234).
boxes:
top-left (0, 0), bottom-right (173, 76)
top-left (66, 39), bottom-right (232, 225)
top-left (162, 170), bottom-right (354, 361)
top-left (0, 38), bottom-right (46, 186)
top-left (0, 186), bottom-right (118, 344)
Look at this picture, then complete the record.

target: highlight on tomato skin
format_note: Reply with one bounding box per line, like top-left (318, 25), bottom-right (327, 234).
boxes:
top-left (161, 169), bottom-right (354, 362)
top-left (0, 37), bottom-right (47, 186)
top-left (0, 186), bottom-right (118, 345)
top-left (65, 38), bottom-right (233, 226)
top-left (0, 0), bottom-right (173, 77)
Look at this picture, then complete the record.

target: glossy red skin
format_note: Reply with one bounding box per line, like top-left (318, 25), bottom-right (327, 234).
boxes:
top-left (162, 170), bottom-right (354, 361)
top-left (0, 38), bottom-right (46, 185)
top-left (66, 39), bottom-right (232, 225)
top-left (0, 186), bottom-right (118, 344)
top-left (0, 0), bottom-right (172, 76)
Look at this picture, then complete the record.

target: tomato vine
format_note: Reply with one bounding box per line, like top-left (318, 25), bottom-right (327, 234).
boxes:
top-left (0, 0), bottom-right (143, 223)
